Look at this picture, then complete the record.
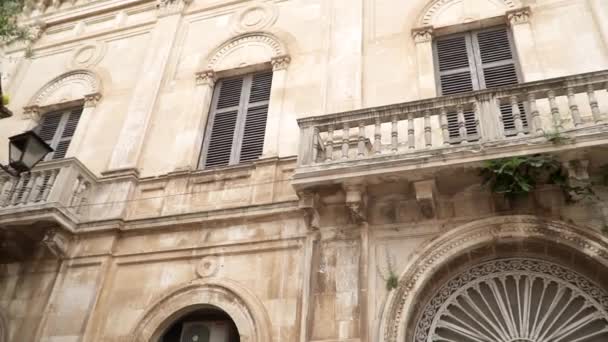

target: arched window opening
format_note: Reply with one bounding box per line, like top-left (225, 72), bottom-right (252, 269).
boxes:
top-left (160, 307), bottom-right (240, 342)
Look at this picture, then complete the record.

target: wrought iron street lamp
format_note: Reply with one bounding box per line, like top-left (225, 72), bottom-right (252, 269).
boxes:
top-left (0, 131), bottom-right (53, 177)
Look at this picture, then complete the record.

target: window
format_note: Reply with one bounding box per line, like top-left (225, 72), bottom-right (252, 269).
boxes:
top-left (434, 26), bottom-right (526, 137)
top-left (200, 71), bottom-right (273, 168)
top-left (36, 106), bottom-right (83, 160)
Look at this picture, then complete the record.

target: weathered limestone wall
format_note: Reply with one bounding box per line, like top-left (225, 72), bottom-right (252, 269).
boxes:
top-left (0, 1), bottom-right (608, 342)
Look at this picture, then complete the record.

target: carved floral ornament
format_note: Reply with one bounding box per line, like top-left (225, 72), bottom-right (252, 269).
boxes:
top-left (380, 215), bottom-right (608, 342)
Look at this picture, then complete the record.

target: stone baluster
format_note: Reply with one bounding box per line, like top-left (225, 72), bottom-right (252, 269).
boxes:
top-left (424, 110), bottom-right (432, 147)
top-left (391, 115), bottom-right (398, 152)
top-left (357, 122), bottom-right (366, 157)
top-left (528, 92), bottom-right (543, 135)
top-left (511, 95), bottom-right (525, 136)
top-left (20, 174), bottom-right (36, 204)
top-left (407, 113), bottom-right (415, 149)
top-left (326, 124), bottom-right (334, 161)
top-left (566, 86), bottom-right (583, 127)
top-left (0, 177), bottom-right (14, 207)
top-left (41, 169), bottom-right (58, 201)
top-left (10, 176), bottom-right (26, 205)
top-left (27, 173), bottom-right (43, 203)
top-left (473, 102), bottom-right (481, 139)
top-left (374, 118), bottom-right (381, 155)
top-left (548, 90), bottom-right (563, 130)
top-left (342, 123), bottom-right (349, 159)
top-left (457, 105), bottom-right (467, 143)
top-left (312, 127), bottom-right (320, 163)
top-left (440, 107), bottom-right (450, 145)
top-left (587, 84), bottom-right (603, 123)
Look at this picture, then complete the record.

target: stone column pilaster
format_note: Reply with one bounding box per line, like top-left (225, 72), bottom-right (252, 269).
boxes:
top-left (589, 0), bottom-right (608, 53)
top-left (107, 0), bottom-right (190, 172)
top-left (261, 55), bottom-right (291, 158)
top-left (508, 7), bottom-right (544, 82)
top-left (66, 92), bottom-right (102, 158)
top-left (173, 70), bottom-right (216, 170)
top-left (412, 26), bottom-right (437, 99)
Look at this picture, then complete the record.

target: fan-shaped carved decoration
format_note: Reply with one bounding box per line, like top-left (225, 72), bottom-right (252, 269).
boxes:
top-left (415, 258), bottom-right (608, 342)
top-left (28, 70), bottom-right (102, 107)
top-left (204, 32), bottom-right (287, 72)
top-left (418, 0), bottom-right (520, 27)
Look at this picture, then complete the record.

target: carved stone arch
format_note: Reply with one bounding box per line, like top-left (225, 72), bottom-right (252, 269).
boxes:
top-left (26, 69), bottom-right (102, 108)
top-left (417, 0), bottom-right (521, 27)
top-left (130, 278), bottom-right (272, 342)
top-left (203, 31), bottom-right (289, 72)
top-left (379, 215), bottom-right (608, 342)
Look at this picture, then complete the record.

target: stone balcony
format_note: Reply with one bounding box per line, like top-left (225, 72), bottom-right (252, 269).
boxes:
top-left (293, 70), bottom-right (608, 191)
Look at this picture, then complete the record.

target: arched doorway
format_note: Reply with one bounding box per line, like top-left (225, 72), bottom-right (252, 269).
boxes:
top-left (159, 306), bottom-right (239, 342)
top-left (380, 216), bottom-right (608, 342)
top-left (130, 279), bottom-right (272, 342)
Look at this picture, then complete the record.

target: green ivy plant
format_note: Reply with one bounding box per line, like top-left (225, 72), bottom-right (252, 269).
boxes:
top-left (0, 0), bottom-right (29, 45)
top-left (377, 249), bottom-right (399, 291)
top-left (2, 94), bottom-right (8, 106)
top-left (480, 154), bottom-right (561, 199)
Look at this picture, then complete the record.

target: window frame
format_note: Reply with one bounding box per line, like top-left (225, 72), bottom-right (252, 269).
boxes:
top-left (432, 26), bottom-right (522, 96)
top-left (36, 104), bottom-right (84, 161)
top-left (198, 70), bottom-right (272, 169)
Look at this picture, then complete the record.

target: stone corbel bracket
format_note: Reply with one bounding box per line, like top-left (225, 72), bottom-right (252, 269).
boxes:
top-left (414, 179), bottom-right (437, 219)
top-left (562, 159), bottom-right (592, 201)
top-left (411, 25), bottom-right (434, 43)
top-left (298, 190), bottom-right (320, 231)
top-left (271, 55), bottom-right (291, 71)
top-left (84, 92), bottom-right (102, 108)
top-left (41, 229), bottom-right (70, 259)
top-left (507, 6), bottom-right (531, 26)
top-left (344, 183), bottom-right (367, 224)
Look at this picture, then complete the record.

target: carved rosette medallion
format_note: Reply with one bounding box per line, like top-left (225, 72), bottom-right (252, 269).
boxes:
top-left (196, 256), bottom-right (221, 278)
top-left (70, 42), bottom-right (106, 69)
top-left (232, 2), bottom-right (278, 33)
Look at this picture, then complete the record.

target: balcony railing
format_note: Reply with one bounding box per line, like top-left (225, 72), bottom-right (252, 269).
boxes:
top-left (296, 70), bottom-right (608, 176)
top-left (0, 158), bottom-right (96, 216)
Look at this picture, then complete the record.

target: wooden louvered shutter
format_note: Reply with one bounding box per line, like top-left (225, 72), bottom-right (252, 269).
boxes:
top-left (239, 71), bottom-right (272, 163)
top-left (473, 27), bottom-right (527, 134)
top-left (203, 77), bottom-right (243, 168)
top-left (201, 71), bottom-right (272, 169)
top-left (36, 107), bottom-right (82, 160)
top-left (434, 34), bottom-right (477, 96)
top-left (435, 35), bottom-right (479, 141)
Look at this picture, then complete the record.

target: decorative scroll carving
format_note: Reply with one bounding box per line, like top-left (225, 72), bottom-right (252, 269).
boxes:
top-left (156, 0), bottom-right (192, 17)
top-left (271, 55), bottom-right (291, 71)
top-left (196, 256), bottom-right (222, 278)
top-left (28, 70), bottom-right (102, 108)
top-left (22, 105), bottom-right (41, 121)
top-left (416, 258), bottom-right (608, 342)
top-left (84, 92), bottom-right (102, 108)
top-left (205, 32), bottom-right (288, 71)
top-left (41, 229), bottom-right (69, 259)
top-left (195, 69), bottom-right (216, 87)
top-left (507, 6), bottom-right (531, 25)
top-left (411, 26), bottom-right (434, 43)
top-left (344, 183), bottom-right (367, 224)
top-left (298, 190), bottom-right (320, 231)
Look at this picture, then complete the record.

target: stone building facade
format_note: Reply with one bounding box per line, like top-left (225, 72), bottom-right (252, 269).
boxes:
top-left (1, 0), bottom-right (608, 341)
